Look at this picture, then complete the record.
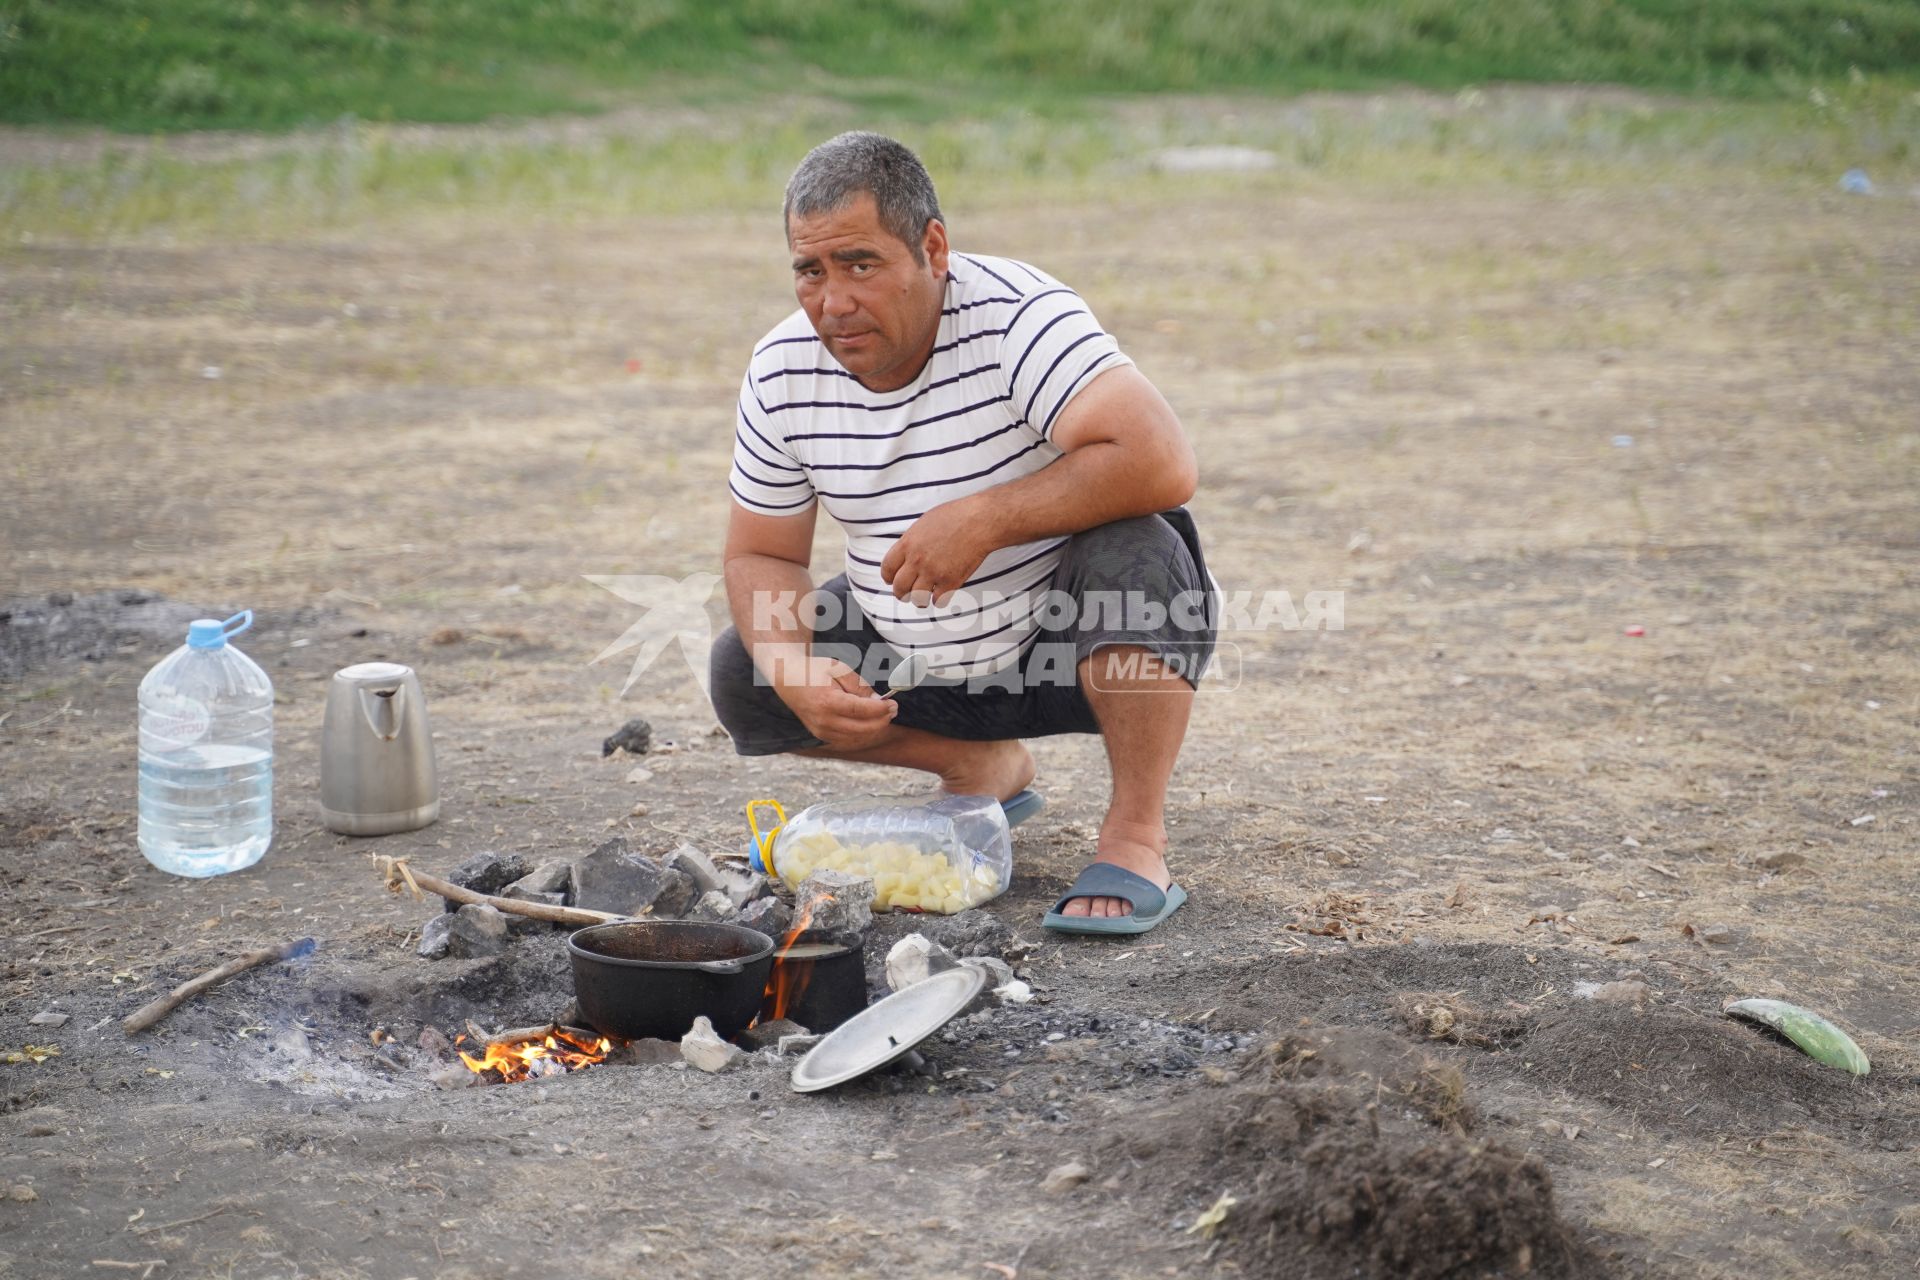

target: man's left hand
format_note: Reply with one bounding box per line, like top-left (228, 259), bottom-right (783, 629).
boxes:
top-left (880, 497), bottom-right (996, 607)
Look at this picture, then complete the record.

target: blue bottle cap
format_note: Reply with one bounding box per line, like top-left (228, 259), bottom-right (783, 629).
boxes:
top-left (187, 610), bottom-right (253, 649)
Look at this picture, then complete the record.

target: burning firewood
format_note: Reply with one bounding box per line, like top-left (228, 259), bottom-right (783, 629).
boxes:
top-left (455, 1024), bottom-right (615, 1083)
top-left (122, 937), bottom-right (316, 1035)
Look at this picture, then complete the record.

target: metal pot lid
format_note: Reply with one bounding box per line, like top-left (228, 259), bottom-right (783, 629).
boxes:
top-left (790, 964), bottom-right (988, 1093)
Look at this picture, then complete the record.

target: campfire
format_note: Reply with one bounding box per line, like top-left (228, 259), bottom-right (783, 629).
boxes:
top-left (760, 901), bottom-right (819, 1024)
top-left (457, 1026), bottom-right (614, 1083)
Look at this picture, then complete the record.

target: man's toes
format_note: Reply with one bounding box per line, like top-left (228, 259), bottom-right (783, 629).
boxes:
top-left (1055, 896), bottom-right (1139, 919)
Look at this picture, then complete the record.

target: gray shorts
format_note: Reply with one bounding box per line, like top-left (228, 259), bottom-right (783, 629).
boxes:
top-left (707, 508), bottom-right (1217, 755)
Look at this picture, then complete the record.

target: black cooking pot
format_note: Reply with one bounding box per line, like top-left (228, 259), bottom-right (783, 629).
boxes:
top-left (763, 932), bottom-right (869, 1034)
top-left (568, 921), bottom-right (775, 1042)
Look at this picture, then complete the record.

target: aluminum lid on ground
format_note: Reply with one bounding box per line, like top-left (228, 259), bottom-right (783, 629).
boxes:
top-left (790, 964), bottom-right (989, 1093)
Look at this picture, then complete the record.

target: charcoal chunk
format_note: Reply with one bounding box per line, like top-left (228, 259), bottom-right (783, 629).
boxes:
top-left (442, 851), bottom-right (532, 911)
top-left (602, 717), bottom-right (652, 757)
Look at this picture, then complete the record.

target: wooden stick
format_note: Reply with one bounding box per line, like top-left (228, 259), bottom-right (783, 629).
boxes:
top-left (482, 1023), bottom-right (602, 1050)
top-left (122, 938), bottom-right (315, 1036)
top-left (378, 857), bottom-right (626, 928)
top-left (131, 1205), bottom-right (229, 1236)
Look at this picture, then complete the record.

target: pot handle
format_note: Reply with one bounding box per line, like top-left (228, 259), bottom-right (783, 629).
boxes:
top-left (694, 958), bottom-right (746, 975)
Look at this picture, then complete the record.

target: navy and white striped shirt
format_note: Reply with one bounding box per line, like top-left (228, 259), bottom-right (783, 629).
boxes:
top-left (729, 252), bottom-right (1131, 677)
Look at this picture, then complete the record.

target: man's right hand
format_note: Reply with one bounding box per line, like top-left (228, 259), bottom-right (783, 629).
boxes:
top-left (779, 655), bottom-right (898, 750)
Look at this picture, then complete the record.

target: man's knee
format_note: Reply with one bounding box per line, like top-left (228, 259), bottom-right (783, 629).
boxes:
top-left (1066, 513), bottom-right (1182, 566)
top-left (707, 625), bottom-right (754, 725)
top-left (708, 625), bottom-right (829, 755)
top-left (1059, 514), bottom-right (1196, 607)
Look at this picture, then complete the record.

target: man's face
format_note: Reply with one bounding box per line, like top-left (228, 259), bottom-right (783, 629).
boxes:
top-left (788, 193), bottom-right (948, 393)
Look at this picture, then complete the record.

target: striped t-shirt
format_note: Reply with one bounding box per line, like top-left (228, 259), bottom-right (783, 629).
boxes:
top-left (728, 252), bottom-right (1132, 678)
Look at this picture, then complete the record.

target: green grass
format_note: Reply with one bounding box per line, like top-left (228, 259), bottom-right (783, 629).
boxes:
top-left (4, 0), bottom-right (1920, 133)
top-left (2, 81), bottom-right (1912, 243)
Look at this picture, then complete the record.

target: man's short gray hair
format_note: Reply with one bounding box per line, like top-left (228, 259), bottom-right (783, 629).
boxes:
top-left (784, 132), bottom-right (944, 264)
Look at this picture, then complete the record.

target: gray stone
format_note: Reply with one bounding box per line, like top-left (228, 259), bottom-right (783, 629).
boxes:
top-left (1042, 1161), bottom-right (1091, 1193)
top-left (650, 867), bottom-right (700, 918)
top-left (738, 1018), bottom-right (809, 1052)
top-left (448, 903), bottom-right (510, 958)
top-left (503, 891), bottom-right (565, 934)
top-left (606, 1037), bottom-right (682, 1066)
top-left (960, 955), bottom-right (1014, 987)
top-left (687, 890), bottom-right (735, 923)
top-left (270, 1028), bottom-right (313, 1061)
top-left (573, 837), bottom-right (669, 916)
top-left (776, 1032), bottom-right (824, 1056)
top-left (1148, 145), bottom-right (1279, 174)
top-left (28, 1011), bottom-right (70, 1028)
top-left (443, 851), bottom-right (532, 910)
top-left (416, 914), bottom-right (453, 959)
top-left (886, 934), bottom-right (958, 992)
top-left (918, 911), bottom-right (1014, 959)
top-left (795, 870), bottom-right (877, 937)
top-left (505, 860), bottom-right (573, 903)
top-left (679, 1016), bottom-right (743, 1073)
top-left (417, 1026), bottom-right (453, 1057)
top-left (733, 896), bottom-right (792, 939)
top-left (1700, 923), bottom-right (1735, 944)
top-left (602, 717), bottom-right (652, 757)
top-left (429, 1064), bottom-right (476, 1090)
top-left (665, 843), bottom-right (726, 896)
top-left (716, 864), bottom-right (769, 909)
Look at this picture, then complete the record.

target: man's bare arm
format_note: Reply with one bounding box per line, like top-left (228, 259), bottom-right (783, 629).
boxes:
top-left (722, 503), bottom-right (820, 685)
top-left (880, 365), bottom-right (1196, 603)
top-left (722, 502), bottom-right (896, 746)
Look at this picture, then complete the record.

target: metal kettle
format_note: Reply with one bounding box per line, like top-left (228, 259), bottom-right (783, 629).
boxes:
top-left (320, 662), bottom-right (439, 836)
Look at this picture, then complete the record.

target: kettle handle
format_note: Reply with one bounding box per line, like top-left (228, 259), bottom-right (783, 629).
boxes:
top-left (357, 683), bottom-right (407, 741)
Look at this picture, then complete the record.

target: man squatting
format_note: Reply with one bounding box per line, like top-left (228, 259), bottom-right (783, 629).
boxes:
top-left (709, 132), bottom-right (1217, 934)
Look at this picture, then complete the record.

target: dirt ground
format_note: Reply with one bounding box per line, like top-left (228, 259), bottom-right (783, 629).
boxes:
top-left (3, 96), bottom-right (1917, 1279)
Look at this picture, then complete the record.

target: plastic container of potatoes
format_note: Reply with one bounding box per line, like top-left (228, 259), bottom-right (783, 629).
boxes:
top-left (765, 793), bottom-right (1013, 914)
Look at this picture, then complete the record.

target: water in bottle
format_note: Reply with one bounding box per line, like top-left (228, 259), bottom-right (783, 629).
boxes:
top-left (137, 610), bottom-right (274, 877)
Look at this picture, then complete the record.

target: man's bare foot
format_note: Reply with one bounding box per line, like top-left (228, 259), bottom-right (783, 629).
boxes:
top-left (936, 738), bottom-right (1035, 805)
top-left (1057, 818), bottom-right (1171, 919)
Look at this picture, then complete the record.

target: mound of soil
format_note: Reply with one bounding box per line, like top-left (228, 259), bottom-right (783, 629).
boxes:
top-left (1518, 1002), bottom-right (1915, 1144)
top-left (1100, 1027), bottom-right (1601, 1280)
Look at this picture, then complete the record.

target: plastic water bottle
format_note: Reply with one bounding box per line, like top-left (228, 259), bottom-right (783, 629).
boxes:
top-left (137, 611), bottom-right (274, 877)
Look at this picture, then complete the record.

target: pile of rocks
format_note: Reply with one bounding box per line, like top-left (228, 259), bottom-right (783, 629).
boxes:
top-left (416, 837), bottom-right (810, 960)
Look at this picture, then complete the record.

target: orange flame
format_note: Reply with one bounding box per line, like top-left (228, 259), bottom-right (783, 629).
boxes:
top-left (456, 1027), bottom-right (613, 1083)
top-left (760, 898), bottom-right (820, 1024)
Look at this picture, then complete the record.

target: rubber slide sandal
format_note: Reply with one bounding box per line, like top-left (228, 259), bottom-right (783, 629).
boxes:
top-left (1001, 788), bottom-right (1045, 829)
top-left (1042, 861), bottom-right (1188, 936)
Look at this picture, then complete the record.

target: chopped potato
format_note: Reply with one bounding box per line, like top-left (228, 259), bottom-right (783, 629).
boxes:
top-left (771, 833), bottom-right (997, 913)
